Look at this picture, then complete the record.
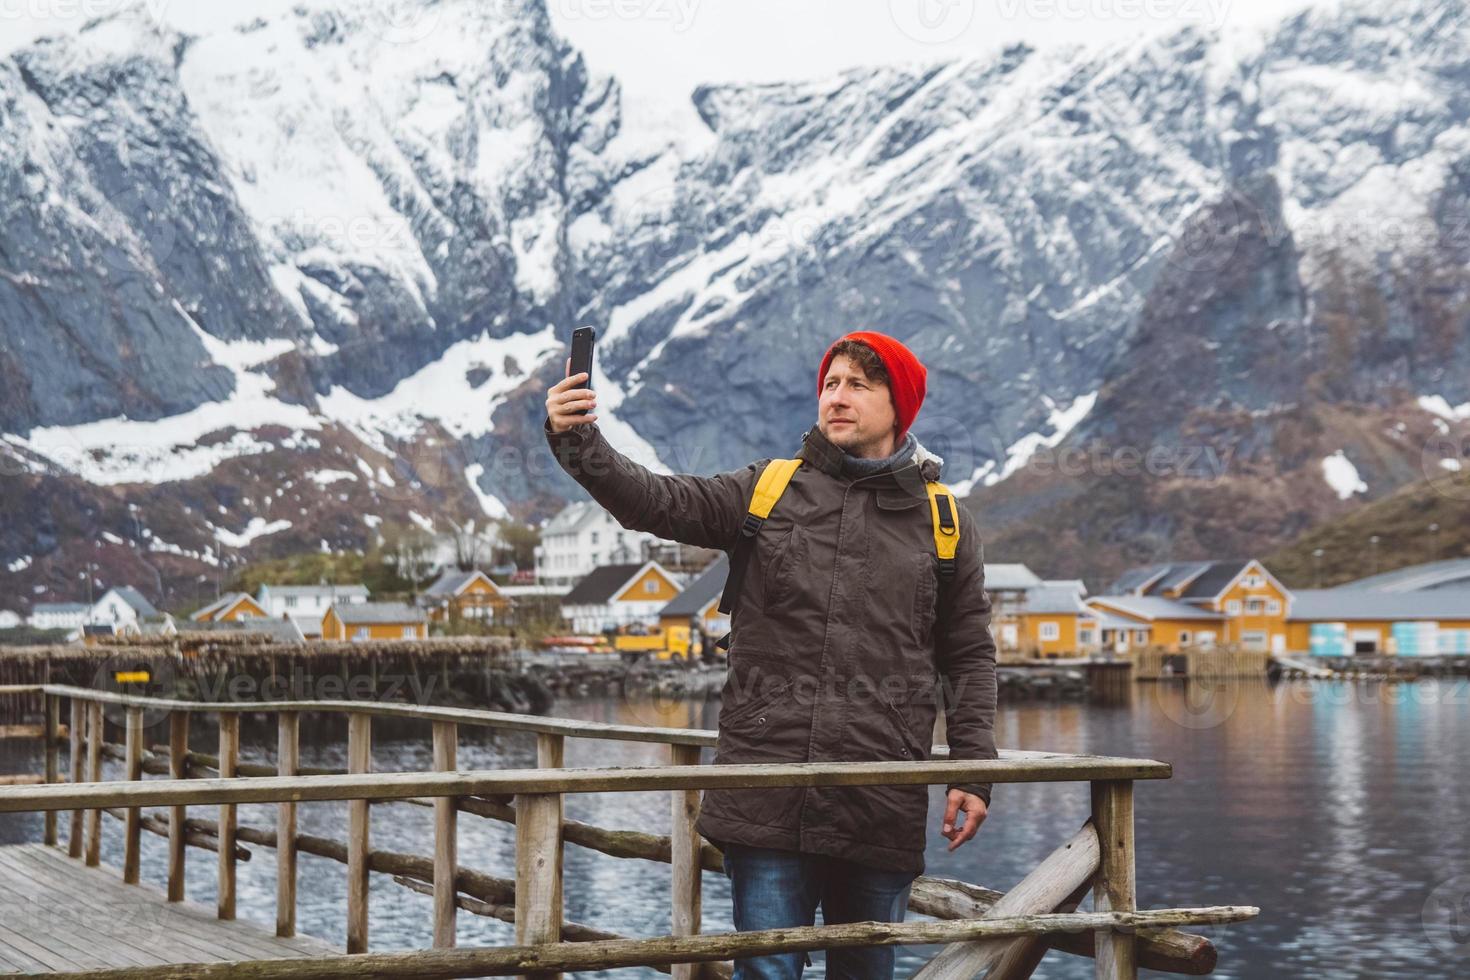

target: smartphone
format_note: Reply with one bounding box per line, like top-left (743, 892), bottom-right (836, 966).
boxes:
top-left (569, 327), bottom-right (596, 415)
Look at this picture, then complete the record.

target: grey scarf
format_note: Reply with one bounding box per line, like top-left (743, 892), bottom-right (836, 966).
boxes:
top-left (840, 430), bottom-right (918, 479)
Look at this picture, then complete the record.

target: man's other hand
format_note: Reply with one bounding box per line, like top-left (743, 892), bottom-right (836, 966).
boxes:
top-left (547, 357), bottom-right (598, 434)
top-left (941, 789), bottom-right (987, 851)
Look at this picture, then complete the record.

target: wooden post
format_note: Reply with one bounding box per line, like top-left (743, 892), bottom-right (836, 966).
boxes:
top-left (347, 712), bottom-right (371, 954)
top-left (516, 792), bottom-right (564, 980)
top-left (1091, 780), bottom-right (1137, 980)
top-left (433, 721), bottom-right (458, 949)
top-left (84, 700), bottom-right (103, 867)
top-left (167, 711), bottom-right (190, 901)
top-left (122, 706), bottom-right (144, 884)
top-left (67, 698), bottom-right (85, 857)
top-left (277, 711), bottom-right (299, 938)
top-left (43, 694), bottom-right (60, 846)
top-left (218, 712), bottom-right (239, 920)
top-left (669, 743), bottom-right (702, 980)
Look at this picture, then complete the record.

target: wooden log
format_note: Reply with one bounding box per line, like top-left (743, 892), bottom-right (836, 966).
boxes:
top-left (68, 698), bottom-right (85, 857)
top-left (347, 712), bottom-right (371, 955)
top-left (668, 742), bottom-right (702, 980)
top-left (392, 876), bottom-right (732, 980)
top-left (84, 701), bottom-right (103, 867)
top-left (0, 774), bottom-right (43, 785)
top-left (43, 695), bottom-right (59, 845)
top-left (218, 712), bottom-right (240, 920)
top-left (1092, 780), bottom-right (1137, 980)
top-left (100, 806), bottom-right (251, 860)
top-left (123, 706), bottom-right (144, 884)
top-left (912, 820), bottom-right (1100, 978)
top-left (278, 711), bottom-right (299, 939)
top-left (168, 711), bottom-right (190, 901)
top-left (988, 877), bottom-right (1094, 979)
top-left (515, 792), bottom-right (563, 980)
top-left (433, 721), bottom-right (458, 949)
top-left (42, 906), bottom-right (1258, 980)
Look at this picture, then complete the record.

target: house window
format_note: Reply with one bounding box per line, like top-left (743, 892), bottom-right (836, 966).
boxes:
top-left (1078, 629), bottom-right (1095, 645)
top-left (1039, 622), bottom-right (1060, 641)
top-left (1243, 574), bottom-right (1262, 588)
top-left (353, 627), bottom-right (370, 641)
top-left (1266, 599), bottom-right (1282, 615)
top-left (285, 596), bottom-right (298, 608)
top-left (1197, 631), bottom-right (1217, 648)
top-left (1246, 598), bottom-right (1265, 614)
top-left (644, 578), bottom-right (659, 594)
top-left (591, 531), bottom-right (599, 544)
top-left (402, 625), bottom-right (417, 639)
top-left (1179, 630), bottom-right (1192, 644)
top-left (1226, 599), bottom-right (1242, 615)
top-left (1135, 630), bottom-right (1148, 643)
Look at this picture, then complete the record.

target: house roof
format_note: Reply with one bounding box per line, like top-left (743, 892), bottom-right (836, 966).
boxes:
top-left (260, 584), bottom-right (370, 599)
top-left (109, 586), bottom-right (161, 618)
top-left (190, 617), bottom-right (306, 643)
top-left (424, 568), bottom-right (497, 598)
top-left (661, 556), bottom-right (728, 618)
top-left (1089, 610), bottom-right (1152, 632)
top-left (190, 592), bottom-right (257, 621)
top-left (1088, 595), bottom-right (1225, 622)
top-left (1019, 585), bottom-right (1093, 615)
top-left (1287, 588), bottom-right (1470, 622)
top-left (331, 602), bottom-right (427, 625)
top-left (1336, 558), bottom-right (1470, 594)
top-left (32, 602), bottom-right (90, 615)
top-left (984, 563), bottom-right (1044, 591)
top-left (1107, 560), bottom-right (1255, 600)
top-left (541, 501), bottom-right (609, 535)
top-left (563, 562), bottom-right (669, 606)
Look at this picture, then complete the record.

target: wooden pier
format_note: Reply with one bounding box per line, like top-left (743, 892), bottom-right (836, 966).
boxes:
top-left (0, 683), bottom-right (1258, 978)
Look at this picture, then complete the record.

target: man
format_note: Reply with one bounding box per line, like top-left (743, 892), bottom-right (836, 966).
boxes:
top-left (545, 330), bottom-right (998, 979)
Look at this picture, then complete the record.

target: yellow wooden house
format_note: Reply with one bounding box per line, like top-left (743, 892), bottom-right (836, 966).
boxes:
top-left (190, 591), bottom-right (268, 623)
top-left (560, 561), bottom-right (682, 634)
top-left (322, 602), bottom-right (428, 642)
top-left (421, 568), bottom-right (510, 624)
top-left (655, 555), bottom-right (732, 659)
top-left (1097, 559), bottom-right (1294, 653)
top-left (1011, 583), bottom-right (1096, 658)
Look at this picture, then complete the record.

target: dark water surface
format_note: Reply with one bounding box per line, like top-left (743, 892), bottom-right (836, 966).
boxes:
top-left (2, 677), bottom-right (1466, 978)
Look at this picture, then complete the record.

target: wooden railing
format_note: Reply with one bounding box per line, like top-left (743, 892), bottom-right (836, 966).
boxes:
top-left (0, 684), bottom-right (1257, 978)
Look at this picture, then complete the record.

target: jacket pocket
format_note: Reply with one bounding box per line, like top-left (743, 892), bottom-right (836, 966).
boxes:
top-left (719, 674), bottom-right (793, 731)
top-left (759, 524), bottom-right (804, 612)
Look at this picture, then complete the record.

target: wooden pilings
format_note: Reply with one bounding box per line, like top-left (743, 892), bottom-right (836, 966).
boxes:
top-left (346, 712), bottom-right (371, 954)
top-left (217, 712), bottom-right (239, 920)
top-left (276, 712), bottom-right (299, 938)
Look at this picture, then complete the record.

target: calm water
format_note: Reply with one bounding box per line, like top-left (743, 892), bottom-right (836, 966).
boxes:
top-left (2, 677), bottom-right (1467, 978)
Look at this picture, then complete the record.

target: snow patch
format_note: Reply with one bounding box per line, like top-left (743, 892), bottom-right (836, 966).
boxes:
top-left (6, 556), bottom-right (32, 573)
top-left (464, 463), bottom-right (509, 519)
top-left (214, 517), bottom-right (293, 548)
top-left (1321, 451), bottom-right (1367, 499)
top-left (1419, 394), bottom-right (1470, 422)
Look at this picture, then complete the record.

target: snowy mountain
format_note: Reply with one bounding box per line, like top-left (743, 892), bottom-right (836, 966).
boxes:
top-left (2, 0), bottom-right (1469, 607)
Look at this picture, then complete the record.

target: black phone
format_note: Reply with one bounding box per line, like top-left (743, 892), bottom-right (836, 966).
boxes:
top-left (569, 327), bottom-right (596, 415)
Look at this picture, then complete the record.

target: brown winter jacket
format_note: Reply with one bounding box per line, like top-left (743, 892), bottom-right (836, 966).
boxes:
top-left (545, 417), bottom-right (999, 874)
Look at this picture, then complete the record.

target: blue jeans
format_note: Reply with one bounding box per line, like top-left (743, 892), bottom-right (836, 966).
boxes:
top-left (722, 842), bottom-right (917, 980)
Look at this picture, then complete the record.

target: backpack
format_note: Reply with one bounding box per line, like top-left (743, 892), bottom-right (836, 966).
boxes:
top-left (713, 458), bottom-right (960, 649)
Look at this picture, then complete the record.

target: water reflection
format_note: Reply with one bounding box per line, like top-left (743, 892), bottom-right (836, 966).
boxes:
top-left (1, 677), bottom-right (1465, 978)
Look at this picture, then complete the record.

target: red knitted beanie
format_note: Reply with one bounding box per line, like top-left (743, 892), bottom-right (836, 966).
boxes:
top-left (816, 331), bottom-right (928, 439)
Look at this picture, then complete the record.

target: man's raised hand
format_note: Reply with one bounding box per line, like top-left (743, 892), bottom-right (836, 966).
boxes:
top-left (546, 357), bottom-right (598, 434)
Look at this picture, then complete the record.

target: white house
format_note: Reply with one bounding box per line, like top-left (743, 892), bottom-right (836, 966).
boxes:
top-left (257, 584), bottom-right (370, 639)
top-left (535, 502), bottom-right (658, 586)
top-left (89, 587), bottom-right (162, 629)
top-left (27, 602), bottom-right (90, 631)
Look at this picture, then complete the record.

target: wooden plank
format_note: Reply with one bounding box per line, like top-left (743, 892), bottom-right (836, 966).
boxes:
top-left (277, 711), bottom-right (299, 939)
top-left (29, 906), bottom-right (1258, 979)
top-left (85, 701), bottom-right (104, 867)
top-left (69, 698), bottom-right (86, 858)
top-left (218, 712), bottom-right (240, 920)
top-left (123, 706), bottom-right (144, 885)
top-left (1092, 780), bottom-right (1138, 980)
top-left (515, 792), bottom-right (564, 980)
top-left (669, 742), bottom-right (702, 980)
top-left (433, 720), bottom-right (458, 950)
top-left (168, 711), bottom-right (190, 902)
top-left (347, 712), bottom-right (371, 955)
top-left (44, 695), bottom-right (60, 846)
top-left (0, 757), bottom-right (1173, 814)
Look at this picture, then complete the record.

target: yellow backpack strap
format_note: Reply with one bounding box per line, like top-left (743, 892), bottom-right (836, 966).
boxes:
top-left (926, 481), bottom-right (960, 582)
top-left (717, 459), bottom-right (803, 617)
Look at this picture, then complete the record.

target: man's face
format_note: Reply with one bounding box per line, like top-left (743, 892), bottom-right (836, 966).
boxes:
top-left (818, 354), bottom-right (898, 458)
